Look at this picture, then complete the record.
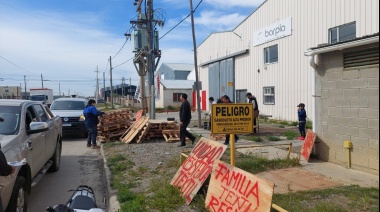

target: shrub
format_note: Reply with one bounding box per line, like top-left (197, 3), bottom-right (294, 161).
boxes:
top-left (267, 136), bottom-right (281, 141)
top-left (284, 131), bottom-right (299, 140)
top-left (167, 105), bottom-right (175, 110)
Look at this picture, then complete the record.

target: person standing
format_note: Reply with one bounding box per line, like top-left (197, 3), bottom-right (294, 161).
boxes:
top-left (0, 149), bottom-right (16, 212)
top-left (222, 95), bottom-right (239, 145)
top-left (246, 93), bottom-right (259, 133)
top-left (83, 99), bottom-right (105, 149)
top-left (297, 103), bottom-right (307, 140)
top-left (178, 94), bottom-right (196, 147)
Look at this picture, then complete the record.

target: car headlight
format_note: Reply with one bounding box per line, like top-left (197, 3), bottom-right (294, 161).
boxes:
top-left (80, 115), bottom-right (85, 121)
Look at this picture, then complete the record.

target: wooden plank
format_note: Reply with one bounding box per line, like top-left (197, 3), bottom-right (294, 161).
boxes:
top-left (163, 130), bottom-right (180, 143)
top-left (170, 138), bottom-right (228, 205)
top-left (122, 117), bottom-right (149, 144)
top-left (205, 160), bottom-right (275, 212)
top-left (136, 124), bottom-right (151, 144)
top-left (301, 130), bottom-right (317, 161)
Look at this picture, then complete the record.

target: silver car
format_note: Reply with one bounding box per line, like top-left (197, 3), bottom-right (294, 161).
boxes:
top-left (50, 98), bottom-right (87, 137)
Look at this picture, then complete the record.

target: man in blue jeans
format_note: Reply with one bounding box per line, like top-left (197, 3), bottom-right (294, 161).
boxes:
top-left (297, 103), bottom-right (307, 140)
top-left (83, 99), bottom-right (105, 149)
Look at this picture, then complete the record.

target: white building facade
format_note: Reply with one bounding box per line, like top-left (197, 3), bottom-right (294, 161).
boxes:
top-left (197, 0), bottom-right (379, 123)
top-left (196, 0), bottom-right (379, 174)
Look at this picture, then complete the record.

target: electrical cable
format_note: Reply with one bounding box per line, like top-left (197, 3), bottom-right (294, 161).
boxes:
top-left (112, 40), bottom-right (128, 59)
top-left (159, 0), bottom-right (203, 40)
top-left (0, 56), bottom-right (39, 76)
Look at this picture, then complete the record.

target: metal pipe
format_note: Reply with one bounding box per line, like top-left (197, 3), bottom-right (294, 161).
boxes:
top-left (230, 134), bottom-right (236, 166)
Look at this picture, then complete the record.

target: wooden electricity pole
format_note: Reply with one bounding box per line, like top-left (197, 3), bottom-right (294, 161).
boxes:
top-left (190, 0), bottom-right (202, 128)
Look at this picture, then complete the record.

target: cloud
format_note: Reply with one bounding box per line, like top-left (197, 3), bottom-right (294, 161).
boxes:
top-left (205, 0), bottom-right (264, 8)
top-left (194, 11), bottom-right (248, 31)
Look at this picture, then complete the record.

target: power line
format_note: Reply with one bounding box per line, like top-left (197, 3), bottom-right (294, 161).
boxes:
top-left (0, 56), bottom-right (39, 76)
top-left (160, 0), bottom-right (203, 40)
top-left (113, 56), bottom-right (135, 69)
top-left (111, 40), bottom-right (128, 59)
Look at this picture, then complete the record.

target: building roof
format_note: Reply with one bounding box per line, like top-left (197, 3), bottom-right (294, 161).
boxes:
top-left (310, 32), bottom-right (379, 50)
top-left (162, 63), bottom-right (194, 72)
top-left (161, 80), bottom-right (195, 89)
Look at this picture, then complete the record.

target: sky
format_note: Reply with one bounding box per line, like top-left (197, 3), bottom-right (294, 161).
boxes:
top-left (0, 0), bottom-right (265, 97)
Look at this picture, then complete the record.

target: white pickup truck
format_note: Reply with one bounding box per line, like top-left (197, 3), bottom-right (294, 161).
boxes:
top-left (0, 100), bottom-right (63, 211)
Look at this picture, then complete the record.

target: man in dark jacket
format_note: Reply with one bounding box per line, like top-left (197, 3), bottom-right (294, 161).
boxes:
top-left (178, 94), bottom-right (196, 147)
top-left (1, 149), bottom-right (15, 211)
top-left (247, 92), bottom-right (259, 133)
top-left (83, 99), bottom-right (105, 149)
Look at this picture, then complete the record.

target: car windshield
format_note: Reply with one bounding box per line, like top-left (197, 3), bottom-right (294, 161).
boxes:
top-left (0, 106), bottom-right (21, 135)
top-left (30, 95), bottom-right (46, 101)
top-left (50, 101), bottom-right (86, 110)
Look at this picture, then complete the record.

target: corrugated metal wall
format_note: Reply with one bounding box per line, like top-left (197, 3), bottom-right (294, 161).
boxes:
top-left (197, 0), bottom-right (379, 121)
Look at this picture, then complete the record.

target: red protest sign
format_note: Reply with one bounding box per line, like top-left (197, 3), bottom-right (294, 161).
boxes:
top-left (170, 138), bottom-right (228, 205)
top-left (206, 160), bottom-right (275, 212)
top-left (301, 130), bottom-right (317, 161)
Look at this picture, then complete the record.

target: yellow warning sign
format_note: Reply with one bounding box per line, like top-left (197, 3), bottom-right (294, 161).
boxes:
top-left (211, 103), bottom-right (254, 134)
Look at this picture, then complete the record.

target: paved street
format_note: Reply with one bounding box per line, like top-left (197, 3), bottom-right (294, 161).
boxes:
top-left (29, 137), bottom-right (107, 211)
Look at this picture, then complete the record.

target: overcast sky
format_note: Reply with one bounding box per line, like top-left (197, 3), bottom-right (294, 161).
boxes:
top-left (0, 0), bottom-right (265, 97)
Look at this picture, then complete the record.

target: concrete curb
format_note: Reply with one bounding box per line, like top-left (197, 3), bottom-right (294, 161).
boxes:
top-left (100, 145), bottom-right (120, 212)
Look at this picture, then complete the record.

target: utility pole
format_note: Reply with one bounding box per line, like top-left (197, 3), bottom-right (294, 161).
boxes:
top-left (190, 0), bottom-right (202, 128)
top-left (59, 83), bottom-right (61, 97)
top-left (95, 66), bottom-right (99, 103)
top-left (41, 74), bottom-right (44, 88)
top-left (131, 0), bottom-right (162, 117)
top-left (109, 56), bottom-right (114, 109)
top-left (24, 75), bottom-right (27, 99)
top-left (103, 72), bottom-right (106, 107)
top-left (147, 0), bottom-right (155, 119)
top-left (130, 77), bottom-right (133, 107)
top-left (122, 77), bottom-right (125, 97)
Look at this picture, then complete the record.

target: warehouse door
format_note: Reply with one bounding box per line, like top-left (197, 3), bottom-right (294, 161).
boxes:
top-left (208, 58), bottom-right (234, 102)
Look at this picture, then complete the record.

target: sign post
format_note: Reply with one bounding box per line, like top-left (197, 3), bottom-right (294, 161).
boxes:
top-left (211, 103), bottom-right (254, 165)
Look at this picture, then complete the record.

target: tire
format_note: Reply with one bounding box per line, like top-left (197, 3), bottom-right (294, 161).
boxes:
top-left (5, 176), bottom-right (28, 212)
top-left (49, 141), bottom-right (62, 172)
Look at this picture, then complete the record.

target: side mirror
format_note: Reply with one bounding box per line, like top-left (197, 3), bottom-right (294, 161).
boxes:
top-left (27, 122), bottom-right (49, 134)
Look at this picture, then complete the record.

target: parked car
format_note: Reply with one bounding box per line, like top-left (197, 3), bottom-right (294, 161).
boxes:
top-left (50, 98), bottom-right (87, 137)
top-left (0, 100), bottom-right (63, 211)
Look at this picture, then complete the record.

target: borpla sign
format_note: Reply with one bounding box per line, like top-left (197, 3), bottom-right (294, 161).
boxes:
top-left (206, 160), bottom-right (275, 212)
top-left (170, 138), bottom-right (227, 205)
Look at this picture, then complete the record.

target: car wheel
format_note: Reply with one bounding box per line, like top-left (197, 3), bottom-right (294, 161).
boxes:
top-left (49, 141), bottom-right (62, 172)
top-left (5, 176), bottom-right (28, 212)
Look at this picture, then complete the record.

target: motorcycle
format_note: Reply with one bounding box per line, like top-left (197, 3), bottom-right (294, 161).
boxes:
top-left (46, 185), bottom-right (105, 212)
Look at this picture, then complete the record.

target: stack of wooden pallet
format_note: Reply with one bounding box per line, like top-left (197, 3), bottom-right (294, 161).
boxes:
top-left (97, 108), bottom-right (134, 142)
top-left (120, 118), bottom-right (180, 144)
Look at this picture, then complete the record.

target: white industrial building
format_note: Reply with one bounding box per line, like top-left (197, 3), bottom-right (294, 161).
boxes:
top-left (196, 0), bottom-right (379, 173)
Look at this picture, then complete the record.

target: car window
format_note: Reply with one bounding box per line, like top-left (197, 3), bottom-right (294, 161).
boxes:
top-left (25, 106), bottom-right (38, 130)
top-left (51, 101), bottom-right (86, 110)
top-left (0, 106), bottom-right (21, 135)
top-left (33, 105), bottom-right (49, 122)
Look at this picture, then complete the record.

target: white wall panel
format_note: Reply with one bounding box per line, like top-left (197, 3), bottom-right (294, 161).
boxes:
top-left (197, 0), bottom-right (378, 121)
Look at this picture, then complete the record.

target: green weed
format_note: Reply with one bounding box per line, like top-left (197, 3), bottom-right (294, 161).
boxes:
top-left (284, 131), bottom-right (299, 140)
top-left (267, 136), bottom-right (281, 141)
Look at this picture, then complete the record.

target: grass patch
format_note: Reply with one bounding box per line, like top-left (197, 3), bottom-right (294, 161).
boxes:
top-left (306, 120), bottom-right (313, 129)
top-left (284, 130), bottom-right (299, 140)
top-left (267, 136), bottom-right (281, 141)
top-left (279, 121), bottom-right (289, 126)
top-left (279, 125), bottom-right (285, 128)
top-left (272, 185), bottom-right (379, 212)
top-left (246, 136), bottom-right (263, 142)
top-left (147, 179), bottom-right (185, 211)
top-left (236, 154), bottom-right (300, 174)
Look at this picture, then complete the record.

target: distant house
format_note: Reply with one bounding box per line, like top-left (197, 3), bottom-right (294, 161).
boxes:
top-left (157, 63), bottom-right (194, 80)
top-left (156, 80), bottom-right (195, 109)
